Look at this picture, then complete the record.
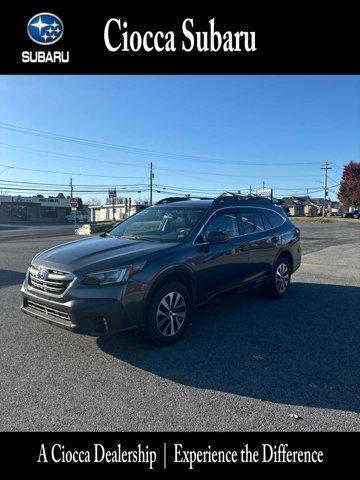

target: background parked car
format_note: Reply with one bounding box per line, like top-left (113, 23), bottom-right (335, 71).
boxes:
top-left (65, 211), bottom-right (89, 223)
top-left (342, 210), bottom-right (360, 219)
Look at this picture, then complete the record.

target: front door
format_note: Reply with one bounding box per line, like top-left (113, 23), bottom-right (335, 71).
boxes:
top-left (192, 211), bottom-right (249, 299)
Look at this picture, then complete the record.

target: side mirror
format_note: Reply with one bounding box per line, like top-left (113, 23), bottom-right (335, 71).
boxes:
top-left (206, 230), bottom-right (229, 243)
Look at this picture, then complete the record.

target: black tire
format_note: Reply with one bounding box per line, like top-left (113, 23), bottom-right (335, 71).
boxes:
top-left (147, 281), bottom-right (192, 345)
top-left (263, 257), bottom-right (291, 299)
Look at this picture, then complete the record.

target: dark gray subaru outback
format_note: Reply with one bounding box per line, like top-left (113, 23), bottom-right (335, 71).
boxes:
top-left (21, 192), bottom-right (301, 345)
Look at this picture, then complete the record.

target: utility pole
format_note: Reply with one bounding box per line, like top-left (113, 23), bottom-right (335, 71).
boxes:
top-left (149, 162), bottom-right (154, 206)
top-left (108, 188), bottom-right (117, 222)
top-left (249, 185), bottom-right (252, 195)
top-left (69, 178), bottom-right (76, 227)
top-left (262, 181), bottom-right (265, 189)
top-left (321, 162), bottom-right (332, 217)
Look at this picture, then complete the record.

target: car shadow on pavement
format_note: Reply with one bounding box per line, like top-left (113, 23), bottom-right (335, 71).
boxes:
top-left (98, 282), bottom-right (360, 413)
top-left (0, 269), bottom-right (25, 288)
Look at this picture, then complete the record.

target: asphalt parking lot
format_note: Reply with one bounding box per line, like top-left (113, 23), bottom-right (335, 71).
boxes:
top-left (0, 220), bottom-right (359, 431)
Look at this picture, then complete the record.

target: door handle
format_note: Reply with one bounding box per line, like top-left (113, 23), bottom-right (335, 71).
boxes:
top-left (237, 243), bottom-right (246, 252)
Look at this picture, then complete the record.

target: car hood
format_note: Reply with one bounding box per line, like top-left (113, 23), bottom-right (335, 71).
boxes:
top-left (32, 236), bottom-right (176, 274)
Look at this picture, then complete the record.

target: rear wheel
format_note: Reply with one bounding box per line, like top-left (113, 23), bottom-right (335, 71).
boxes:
top-left (263, 257), bottom-right (291, 298)
top-left (147, 281), bottom-right (192, 345)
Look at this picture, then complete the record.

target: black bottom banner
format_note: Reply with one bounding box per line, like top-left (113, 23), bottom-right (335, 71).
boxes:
top-left (0, 432), bottom-right (356, 471)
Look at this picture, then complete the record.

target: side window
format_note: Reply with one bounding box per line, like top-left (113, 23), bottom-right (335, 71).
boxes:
top-left (264, 210), bottom-right (285, 228)
top-left (239, 211), bottom-right (265, 234)
top-left (205, 212), bottom-right (239, 239)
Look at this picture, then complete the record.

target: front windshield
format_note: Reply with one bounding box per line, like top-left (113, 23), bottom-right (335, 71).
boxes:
top-left (109, 206), bottom-right (206, 242)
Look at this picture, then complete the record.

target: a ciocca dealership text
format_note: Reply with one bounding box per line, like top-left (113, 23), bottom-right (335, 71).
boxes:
top-left (104, 18), bottom-right (257, 53)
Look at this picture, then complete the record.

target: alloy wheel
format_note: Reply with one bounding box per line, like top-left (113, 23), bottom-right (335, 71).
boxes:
top-left (156, 291), bottom-right (187, 336)
top-left (275, 262), bottom-right (289, 293)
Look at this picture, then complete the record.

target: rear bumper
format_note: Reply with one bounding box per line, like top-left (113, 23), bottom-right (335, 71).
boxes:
top-left (292, 242), bottom-right (301, 273)
top-left (21, 283), bottom-right (143, 336)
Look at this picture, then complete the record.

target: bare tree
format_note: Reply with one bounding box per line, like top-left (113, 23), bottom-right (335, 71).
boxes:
top-left (85, 197), bottom-right (102, 206)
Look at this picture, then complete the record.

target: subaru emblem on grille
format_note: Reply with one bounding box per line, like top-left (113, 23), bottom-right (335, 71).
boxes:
top-left (37, 269), bottom-right (49, 280)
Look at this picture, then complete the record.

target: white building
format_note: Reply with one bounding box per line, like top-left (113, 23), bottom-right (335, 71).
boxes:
top-left (88, 201), bottom-right (148, 222)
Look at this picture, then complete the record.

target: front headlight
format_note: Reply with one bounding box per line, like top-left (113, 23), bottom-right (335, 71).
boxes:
top-left (82, 262), bottom-right (145, 285)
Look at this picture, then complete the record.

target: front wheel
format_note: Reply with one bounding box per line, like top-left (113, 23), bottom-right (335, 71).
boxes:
top-left (263, 257), bottom-right (291, 298)
top-left (147, 281), bottom-right (192, 345)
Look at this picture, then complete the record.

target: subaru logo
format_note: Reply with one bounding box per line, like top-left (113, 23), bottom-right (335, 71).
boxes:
top-left (27, 13), bottom-right (64, 45)
top-left (37, 269), bottom-right (49, 281)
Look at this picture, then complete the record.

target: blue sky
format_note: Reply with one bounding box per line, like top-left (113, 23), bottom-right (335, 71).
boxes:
top-left (0, 75), bottom-right (359, 202)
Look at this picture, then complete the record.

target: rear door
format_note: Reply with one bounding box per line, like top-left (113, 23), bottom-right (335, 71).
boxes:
top-left (237, 209), bottom-right (279, 280)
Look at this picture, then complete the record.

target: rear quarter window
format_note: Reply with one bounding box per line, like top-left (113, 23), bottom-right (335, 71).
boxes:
top-left (264, 210), bottom-right (285, 228)
top-left (239, 211), bottom-right (265, 234)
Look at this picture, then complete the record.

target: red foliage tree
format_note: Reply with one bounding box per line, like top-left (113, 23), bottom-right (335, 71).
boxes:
top-left (338, 161), bottom-right (360, 207)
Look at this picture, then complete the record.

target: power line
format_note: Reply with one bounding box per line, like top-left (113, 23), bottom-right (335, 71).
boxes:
top-left (0, 141), bottom-right (326, 180)
top-left (155, 182), bottom-right (329, 193)
top-left (0, 162), bottom-right (147, 180)
top-left (0, 182), bottom-right (340, 199)
top-left (155, 167), bottom-right (323, 179)
top-left (0, 178), bottom-right (148, 188)
top-left (0, 142), bottom-right (148, 170)
top-left (0, 174), bottom-right (340, 196)
top-left (0, 148), bottom-right (324, 180)
top-left (0, 186), bottom-right (150, 194)
top-left (0, 122), bottom-right (322, 166)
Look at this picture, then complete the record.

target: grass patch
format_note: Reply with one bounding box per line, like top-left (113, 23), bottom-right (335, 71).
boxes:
top-left (291, 216), bottom-right (358, 224)
top-left (291, 216), bottom-right (333, 224)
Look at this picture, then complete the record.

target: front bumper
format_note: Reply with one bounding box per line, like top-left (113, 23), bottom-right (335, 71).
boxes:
top-left (21, 281), bottom-right (145, 336)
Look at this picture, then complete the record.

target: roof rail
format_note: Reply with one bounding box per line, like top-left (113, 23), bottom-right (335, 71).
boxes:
top-left (155, 196), bottom-right (214, 205)
top-left (213, 191), bottom-right (273, 205)
top-left (155, 192), bottom-right (273, 206)
top-left (155, 197), bottom-right (191, 204)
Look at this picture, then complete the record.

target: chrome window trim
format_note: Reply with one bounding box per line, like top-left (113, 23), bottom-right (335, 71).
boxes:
top-left (193, 205), bottom-right (286, 246)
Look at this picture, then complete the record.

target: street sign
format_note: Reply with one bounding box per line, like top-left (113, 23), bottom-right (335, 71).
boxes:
top-left (256, 188), bottom-right (272, 199)
top-left (108, 187), bottom-right (117, 198)
top-left (70, 197), bottom-right (78, 209)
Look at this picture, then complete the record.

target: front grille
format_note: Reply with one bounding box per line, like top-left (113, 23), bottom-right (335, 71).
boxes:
top-left (25, 299), bottom-right (70, 323)
top-left (28, 265), bottom-right (74, 295)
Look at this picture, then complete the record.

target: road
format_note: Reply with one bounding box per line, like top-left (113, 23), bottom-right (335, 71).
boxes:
top-left (0, 220), bottom-right (359, 431)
